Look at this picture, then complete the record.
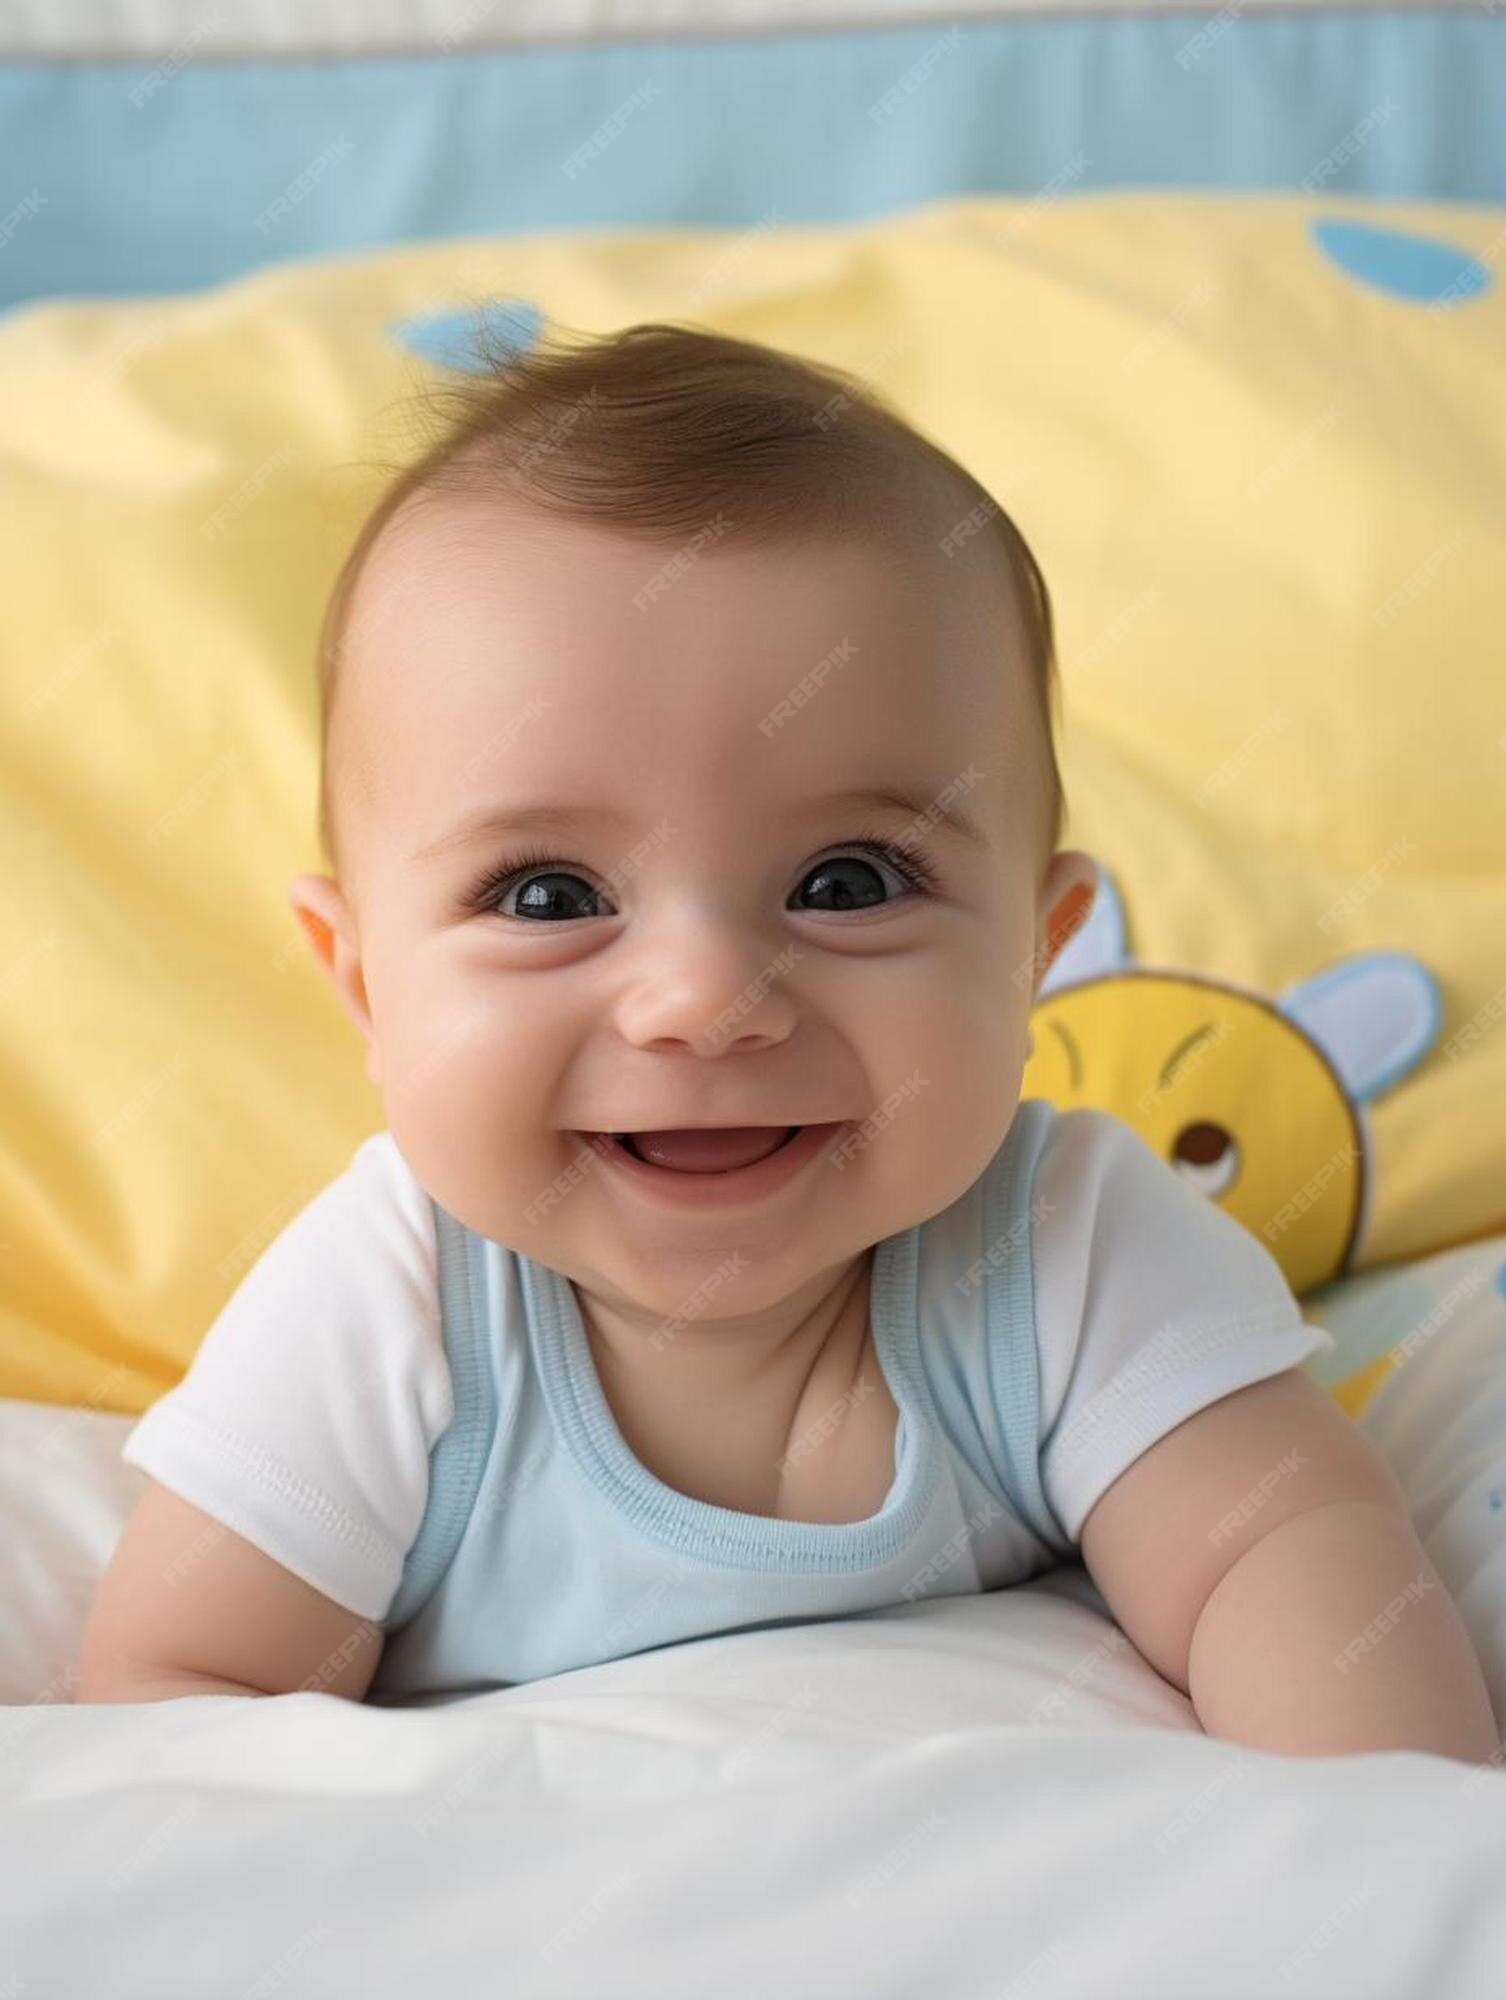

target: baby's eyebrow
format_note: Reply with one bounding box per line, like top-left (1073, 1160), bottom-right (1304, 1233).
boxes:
top-left (408, 784), bottom-right (991, 865)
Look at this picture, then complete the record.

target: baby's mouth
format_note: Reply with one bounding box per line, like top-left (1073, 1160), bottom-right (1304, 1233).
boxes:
top-left (603, 1127), bottom-right (800, 1174)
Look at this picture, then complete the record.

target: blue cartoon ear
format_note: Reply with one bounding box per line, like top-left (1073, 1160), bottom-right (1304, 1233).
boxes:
top-left (1038, 859), bottom-right (1129, 997)
top-left (389, 297), bottom-right (542, 373)
top-left (1276, 950), bottom-right (1441, 1103)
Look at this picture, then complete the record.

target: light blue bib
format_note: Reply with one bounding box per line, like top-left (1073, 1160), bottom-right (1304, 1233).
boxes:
top-left (372, 1098), bottom-right (1070, 1701)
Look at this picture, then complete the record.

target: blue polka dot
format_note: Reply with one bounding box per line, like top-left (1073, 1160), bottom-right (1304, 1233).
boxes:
top-left (1310, 219), bottom-right (1492, 306)
top-left (390, 298), bottom-right (542, 372)
top-left (1494, 1260), bottom-right (1506, 1300)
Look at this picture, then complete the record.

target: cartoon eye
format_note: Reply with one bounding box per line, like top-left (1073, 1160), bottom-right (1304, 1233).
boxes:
top-left (1170, 1120), bottom-right (1240, 1198)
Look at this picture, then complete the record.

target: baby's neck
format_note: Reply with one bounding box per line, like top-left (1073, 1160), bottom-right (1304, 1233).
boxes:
top-left (574, 1248), bottom-right (878, 1513)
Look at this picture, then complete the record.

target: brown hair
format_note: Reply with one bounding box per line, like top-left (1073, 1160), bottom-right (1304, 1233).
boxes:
top-left (315, 318), bottom-right (1065, 877)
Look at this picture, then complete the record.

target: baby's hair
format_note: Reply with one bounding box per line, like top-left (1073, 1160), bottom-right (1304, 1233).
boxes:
top-left (315, 317), bottom-right (1065, 878)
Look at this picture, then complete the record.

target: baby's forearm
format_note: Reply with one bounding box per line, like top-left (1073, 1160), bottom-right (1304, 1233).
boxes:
top-left (1187, 1498), bottom-right (1499, 1766)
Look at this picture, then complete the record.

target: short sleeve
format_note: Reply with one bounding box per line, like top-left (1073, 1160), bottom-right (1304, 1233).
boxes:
top-left (119, 1131), bottom-right (452, 1622)
top-left (1031, 1107), bottom-right (1335, 1547)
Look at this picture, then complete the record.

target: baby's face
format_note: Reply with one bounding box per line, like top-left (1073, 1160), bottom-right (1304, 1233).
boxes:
top-left (294, 496), bottom-right (1091, 1321)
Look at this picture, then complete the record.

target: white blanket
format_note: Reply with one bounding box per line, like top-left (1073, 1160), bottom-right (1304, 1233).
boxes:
top-left (5, 1235), bottom-right (1506, 1998)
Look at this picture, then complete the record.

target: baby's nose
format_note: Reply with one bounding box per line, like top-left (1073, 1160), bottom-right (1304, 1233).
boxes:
top-left (612, 926), bottom-right (801, 1056)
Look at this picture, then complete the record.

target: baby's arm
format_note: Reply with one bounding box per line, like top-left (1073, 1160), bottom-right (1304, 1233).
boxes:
top-left (75, 1480), bottom-right (383, 1704)
top-left (1079, 1365), bottom-right (1498, 1764)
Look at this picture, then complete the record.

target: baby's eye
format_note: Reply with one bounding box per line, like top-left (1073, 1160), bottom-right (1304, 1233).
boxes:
top-left (790, 844), bottom-right (929, 913)
top-left (475, 864), bottom-right (616, 922)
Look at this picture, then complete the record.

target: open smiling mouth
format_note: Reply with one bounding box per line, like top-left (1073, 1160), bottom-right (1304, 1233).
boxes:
top-left (577, 1122), bottom-right (852, 1201)
top-left (606, 1127), bottom-right (800, 1174)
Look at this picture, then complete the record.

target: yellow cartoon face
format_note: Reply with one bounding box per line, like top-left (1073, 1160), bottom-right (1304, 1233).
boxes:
top-left (1024, 970), bottom-right (1365, 1297)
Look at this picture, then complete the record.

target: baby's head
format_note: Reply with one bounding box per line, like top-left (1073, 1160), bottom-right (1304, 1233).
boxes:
top-left (290, 321), bottom-right (1094, 1320)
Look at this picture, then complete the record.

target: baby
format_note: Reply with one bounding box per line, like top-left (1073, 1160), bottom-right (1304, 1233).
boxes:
top-left (77, 321), bottom-right (1496, 1758)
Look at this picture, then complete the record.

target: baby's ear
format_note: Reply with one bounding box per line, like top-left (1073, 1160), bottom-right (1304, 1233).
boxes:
top-left (286, 873), bottom-right (381, 1084)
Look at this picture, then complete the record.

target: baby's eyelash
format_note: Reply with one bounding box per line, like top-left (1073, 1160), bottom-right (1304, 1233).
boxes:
top-left (459, 830), bottom-right (940, 916)
top-left (844, 832), bottom-right (939, 896)
top-left (460, 844), bottom-right (582, 915)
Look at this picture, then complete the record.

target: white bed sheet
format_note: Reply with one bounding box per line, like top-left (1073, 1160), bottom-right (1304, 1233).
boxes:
top-left (4, 1233), bottom-right (1506, 1998)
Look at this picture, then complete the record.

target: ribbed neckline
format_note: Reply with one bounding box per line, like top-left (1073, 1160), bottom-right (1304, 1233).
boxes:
top-left (520, 1218), bottom-right (941, 1574)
